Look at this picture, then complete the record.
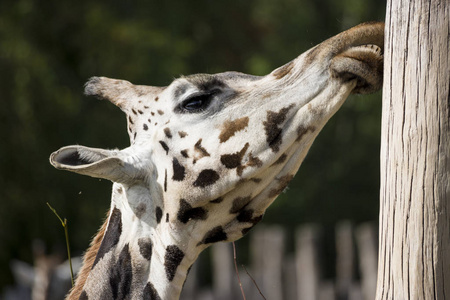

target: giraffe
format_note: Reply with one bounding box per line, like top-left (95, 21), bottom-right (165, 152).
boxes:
top-left (50, 22), bottom-right (384, 300)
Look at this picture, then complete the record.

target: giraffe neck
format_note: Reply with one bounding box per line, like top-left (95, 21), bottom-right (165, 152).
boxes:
top-left (69, 184), bottom-right (200, 300)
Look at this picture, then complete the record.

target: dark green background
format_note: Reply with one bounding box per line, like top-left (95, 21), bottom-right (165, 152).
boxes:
top-left (0, 0), bottom-right (385, 291)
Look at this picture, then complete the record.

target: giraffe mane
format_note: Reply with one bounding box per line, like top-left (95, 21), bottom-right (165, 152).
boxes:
top-left (66, 210), bottom-right (109, 300)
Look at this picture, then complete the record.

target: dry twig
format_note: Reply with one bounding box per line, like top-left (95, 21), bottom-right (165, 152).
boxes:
top-left (232, 242), bottom-right (246, 300)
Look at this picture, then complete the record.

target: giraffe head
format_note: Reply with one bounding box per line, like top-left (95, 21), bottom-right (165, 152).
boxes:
top-left (50, 22), bottom-right (383, 299)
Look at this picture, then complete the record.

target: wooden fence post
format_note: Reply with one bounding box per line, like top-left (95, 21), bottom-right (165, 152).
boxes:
top-left (377, 0), bottom-right (450, 298)
top-left (355, 223), bottom-right (378, 300)
top-left (335, 221), bottom-right (355, 299)
top-left (284, 255), bottom-right (299, 300)
top-left (296, 224), bottom-right (322, 300)
top-left (211, 242), bottom-right (235, 300)
top-left (250, 226), bottom-right (286, 300)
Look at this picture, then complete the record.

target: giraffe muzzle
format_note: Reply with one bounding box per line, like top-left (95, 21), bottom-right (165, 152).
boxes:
top-left (319, 22), bottom-right (384, 94)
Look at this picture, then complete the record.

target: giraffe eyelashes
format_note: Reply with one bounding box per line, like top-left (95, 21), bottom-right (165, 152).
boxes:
top-left (182, 94), bottom-right (210, 111)
top-left (177, 90), bottom-right (219, 113)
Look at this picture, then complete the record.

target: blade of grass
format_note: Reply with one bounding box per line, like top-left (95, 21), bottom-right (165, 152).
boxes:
top-left (47, 202), bottom-right (74, 287)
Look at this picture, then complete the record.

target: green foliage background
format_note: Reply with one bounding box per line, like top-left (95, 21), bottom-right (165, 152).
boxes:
top-left (0, 0), bottom-right (385, 290)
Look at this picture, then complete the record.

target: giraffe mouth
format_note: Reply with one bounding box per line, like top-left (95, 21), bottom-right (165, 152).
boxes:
top-left (330, 44), bottom-right (383, 94)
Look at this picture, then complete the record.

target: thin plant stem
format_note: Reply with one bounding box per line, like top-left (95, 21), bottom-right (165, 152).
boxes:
top-left (242, 264), bottom-right (267, 300)
top-left (232, 241), bottom-right (246, 300)
top-left (47, 202), bottom-right (74, 287)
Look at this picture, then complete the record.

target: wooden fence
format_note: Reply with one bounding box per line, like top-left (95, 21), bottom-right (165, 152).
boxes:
top-left (181, 221), bottom-right (378, 300)
top-left (3, 222), bottom-right (377, 300)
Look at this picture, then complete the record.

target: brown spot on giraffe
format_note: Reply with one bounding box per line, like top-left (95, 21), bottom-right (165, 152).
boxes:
top-left (164, 245), bottom-right (184, 281)
top-left (143, 282), bottom-right (161, 300)
top-left (193, 169), bottom-right (220, 187)
top-left (229, 196), bottom-right (252, 214)
top-left (272, 60), bottom-right (295, 79)
top-left (272, 153), bottom-right (288, 166)
top-left (268, 174), bottom-right (295, 198)
top-left (155, 207), bottom-right (163, 224)
top-left (305, 44), bottom-right (320, 62)
top-left (210, 197), bottom-right (223, 204)
top-left (159, 141), bottom-right (169, 154)
top-left (172, 158), bottom-right (186, 181)
top-left (246, 152), bottom-right (263, 168)
top-left (296, 125), bottom-right (315, 141)
top-left (133, 86), bottom-right (147, 97)
top-left (193, 139), bottom-right (210, 163)
top-left (164, 128), bottom-right (172, 138)
top-left (180, 150), bottom-right (189, 158)
top-left (135, 203), bottom-right (147, 218)
top-left (138, 237), bottom-right (153, 260)
top-left (199, 226), bottom-right (228, 245)
top-left (241, 215), bottom-right (263, 235)
top-left (92, 207), bottom-right (122, 268)
top-left (107, 244), bottom-right (133, 299)
top-left (177, 199), bottom-right (207, 223)
top-left (250, 178), bottom-right (262, 183)
top-left (219, 116), bottom-right (249, 143)
top-left (164, 169), bottom-right (168, 192)
top-left (263, 104), bottom-right (295, 152)
top-left (236, 209), bottom-right (254, 223)
top-left (220, 143), bottom-right (249, 170)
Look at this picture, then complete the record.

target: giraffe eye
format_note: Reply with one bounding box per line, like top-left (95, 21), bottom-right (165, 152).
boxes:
top-left (180, 92), bottom-right (216, 112)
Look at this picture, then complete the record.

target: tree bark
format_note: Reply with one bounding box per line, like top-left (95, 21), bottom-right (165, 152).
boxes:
top-left (377, 0), bottom-right (450, 299)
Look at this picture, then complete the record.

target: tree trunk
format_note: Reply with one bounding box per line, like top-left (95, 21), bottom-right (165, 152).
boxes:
top-left (377, 0), bottom-right (450, 299)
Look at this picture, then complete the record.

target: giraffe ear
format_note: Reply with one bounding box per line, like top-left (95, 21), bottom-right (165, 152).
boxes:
top-left (50, 146), bottom-right (141, 183)
top-left (84, 77), bottom-right (164, 113)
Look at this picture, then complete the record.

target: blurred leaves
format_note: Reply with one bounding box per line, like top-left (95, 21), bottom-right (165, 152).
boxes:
top-left (0, 0), bottom-right (385, 289)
